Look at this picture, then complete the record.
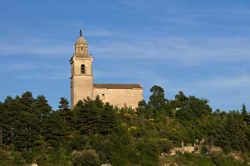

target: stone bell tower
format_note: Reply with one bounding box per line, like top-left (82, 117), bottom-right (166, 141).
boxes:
top-left (70, 30), bottom-right (94, 107)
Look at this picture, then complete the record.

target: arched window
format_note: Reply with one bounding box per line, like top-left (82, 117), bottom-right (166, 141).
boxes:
top-left (102, 94), bottom-right (105, 100)
top-left (81, 64), bottom-right (85, 74)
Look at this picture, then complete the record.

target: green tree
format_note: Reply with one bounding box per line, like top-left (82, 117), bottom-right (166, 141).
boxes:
top-left (2, 96), bottom-right (21, 146)
top-left (241, 103), bottom-right (250, 125)
top-left (13, 92), bottom-right (40, 151)
top-left (59, 97), bottom-right (72, 126)
top-left (220, 111), bottom-right (248, 152)
top-left (100, 103), bottom-right (117, 136)
top-left (0, 102), bottom-right (4, 150)
top-left (43, 111), bottom-right (67, 148)
top-left (174, 92), bottom-right (212, 121)
top-left (35, 95), bottom-right (52, 119)
top-left (148, 85), bottom-right (167, 111)
top-left (13, 111), bottom-right (39, 151)
top-left (74, 98), bottom-right (100, 135)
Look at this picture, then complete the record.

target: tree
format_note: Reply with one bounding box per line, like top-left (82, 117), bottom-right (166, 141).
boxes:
top-left (43, 111), bottom-right (67, 148)
top-left (174, 91), bottom-right (212, 121)
top-left (12, 92), bottom-right (40, 151)
top-left (58, 97), bottom-right (70, 111)
top-left (241, 103), bottom-right (250, 125)
top-left (0, 102), bottom-right (4, 150)
top-left (58, 97), bottom-right (72, 126)
top-left (35, 95), bottom-right (52, 119)
top-left (100, 103), bottom-right (117, 136)
top-left (219, 111), bottom-right (248, 152)
top-left (148, 85), bottom-right (167, 111)
top-left (2, 96), bottom-right (21, 145)
top-left (13, 111), bottom-right (40, 151)
top-left (74, 98), bottom-right (100, 135)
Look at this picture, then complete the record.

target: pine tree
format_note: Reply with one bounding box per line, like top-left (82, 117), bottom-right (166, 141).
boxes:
top-left (35, 95), bottom-right (52, 119)
top-left (2, 96), bottom-right (21, 145)
top-left (43, 111), bottom-right (67, 148)
top-left (13, 92), bottom-right (40, 151)
top-left (58, 97), bottom-right (72, 126)
top-left (100, 103), bottom-right (116, 136)
top-left (74, 98), bottom-right (100, 135)
top-left (241, 103), bottom-right (250, 125)
top-left (58, 97), bottom-right (70, 110)
top-left (0, 102), bottom-right (4, 150)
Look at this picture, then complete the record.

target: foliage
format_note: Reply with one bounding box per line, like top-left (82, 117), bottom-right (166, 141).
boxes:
top-left (72, 149), bottom-right (100, 166)
top-left (1, 86), bottom-right (250, 165)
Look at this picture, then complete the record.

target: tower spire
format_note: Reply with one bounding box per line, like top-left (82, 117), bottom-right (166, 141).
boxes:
top-left (80, 29), bottom-right (82, 37)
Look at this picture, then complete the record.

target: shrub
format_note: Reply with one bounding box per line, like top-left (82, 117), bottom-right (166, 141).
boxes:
top-left (72, 149), bottom-right (100, 166)
top-left (201, 145), bottom-right (208, 155)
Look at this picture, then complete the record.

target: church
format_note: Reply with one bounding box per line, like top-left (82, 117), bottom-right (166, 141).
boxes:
top-left (70, 30), bottom-right (143, 109)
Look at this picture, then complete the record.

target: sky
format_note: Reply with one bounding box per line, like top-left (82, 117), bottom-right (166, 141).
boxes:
top-left (1, 0), bottom-right (250, 111)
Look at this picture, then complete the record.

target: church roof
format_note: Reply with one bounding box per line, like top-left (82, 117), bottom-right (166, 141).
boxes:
top-left (94, 84), bottom-right (143, 89)
top-left (75, 36), bottom-right (87, 45)
top-left (75, 30), bottom-right (87, 45)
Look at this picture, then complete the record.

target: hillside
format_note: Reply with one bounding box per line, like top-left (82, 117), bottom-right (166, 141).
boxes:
top-left (1, 85), bottom-right (250, 165)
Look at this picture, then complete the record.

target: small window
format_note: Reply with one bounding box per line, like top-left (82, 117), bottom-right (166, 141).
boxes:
top-left (81, 46), bottom-right (83, 50)
top-left (81, 64), bottom-right (85, 74)
top-left (102, 94), bottom-right (105, 100)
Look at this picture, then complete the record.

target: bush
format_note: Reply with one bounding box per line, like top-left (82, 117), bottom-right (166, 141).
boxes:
top-left (201, 145), bottom-right (208, 155)
top-left (22, 151), bottom-right (36, 164)
top-left (72, 149), bottom-right (100, 166)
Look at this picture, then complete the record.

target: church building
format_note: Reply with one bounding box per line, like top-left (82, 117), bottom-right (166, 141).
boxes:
top-left (70, 30), bottom-right (143, 109)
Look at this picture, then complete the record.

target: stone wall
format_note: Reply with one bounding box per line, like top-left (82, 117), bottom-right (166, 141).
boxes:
top-left (94, 88), bottom-right (143, 109)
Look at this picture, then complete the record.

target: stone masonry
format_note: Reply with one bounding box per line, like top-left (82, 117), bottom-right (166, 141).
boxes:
top-left (70, 30), bottom-right (143, 109)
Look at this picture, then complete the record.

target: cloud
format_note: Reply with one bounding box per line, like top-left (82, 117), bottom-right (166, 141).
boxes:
top-left (0, 63), bottom-right (64, 73)
top-left (195, 75), bottom-right (250, 89)
top-left (16, 70), bottom-right (69, 80)
top-left (90, 36), bottom-right (250, 65)
top-left (0, 64), bottom-right (35, 72)
top-left (0, 40), bottom-right (72, 57)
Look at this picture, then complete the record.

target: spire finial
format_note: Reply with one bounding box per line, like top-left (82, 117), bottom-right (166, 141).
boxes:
top-left (80, 29), bottom-right (82, 37)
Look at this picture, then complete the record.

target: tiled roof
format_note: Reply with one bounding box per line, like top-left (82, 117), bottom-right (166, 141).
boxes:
top-left (94, 84), bottom-right (143, 89)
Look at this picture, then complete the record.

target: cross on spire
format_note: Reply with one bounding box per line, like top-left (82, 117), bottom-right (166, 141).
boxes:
top-left (80, 29), bottom-right (82, 37)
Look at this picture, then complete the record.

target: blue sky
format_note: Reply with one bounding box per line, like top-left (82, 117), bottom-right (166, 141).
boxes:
top-left (1, 0), bottom-right (250, 111)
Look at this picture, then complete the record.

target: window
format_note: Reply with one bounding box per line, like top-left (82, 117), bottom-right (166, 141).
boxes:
top-left (102, 94), bottom-right (105, 100)
top-left (81, 46), bottom-right (83, 50)
top-left (81, 64), bottom-right (85, 74)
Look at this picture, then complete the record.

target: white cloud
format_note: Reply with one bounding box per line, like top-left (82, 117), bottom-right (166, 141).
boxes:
top-left (0, 63), bottom-right (63, 72)
top-left (90, 36), bottom-right (250, 65)
top-left (0, 41), bottom-right (72, 57)
top-left (195, 75), bottom-right (250, 89)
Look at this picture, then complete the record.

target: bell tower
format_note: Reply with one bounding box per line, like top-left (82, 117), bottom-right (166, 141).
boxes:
top-left (70, 30), bottom-right (94, 107)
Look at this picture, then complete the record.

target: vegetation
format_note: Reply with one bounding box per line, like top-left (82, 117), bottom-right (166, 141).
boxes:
top-left (1, 85), bottom-right (250, 165)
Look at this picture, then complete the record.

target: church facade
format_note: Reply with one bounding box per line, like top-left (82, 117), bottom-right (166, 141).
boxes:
top-left (70, 31), bottom-right (143, 109)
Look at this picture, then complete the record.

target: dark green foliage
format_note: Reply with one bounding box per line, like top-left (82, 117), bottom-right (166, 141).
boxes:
top-left (13, 110), bottom-right (40, 150)
top-left (72, 149), bottom-right (100, 166)
top-left (42, 111), bottom-right (67, 148)
top-left (201, 145), bottom-right (208, 155)
top-left (59, 97), bottom-right (73, 126)
top-left (219, 111), bottom-right (249, 152)
top-left (59, 97), bottom-right (70, 110)
top-left (99, 103), bottom-right (117, 136)
top-left (173, 92), bottom-right (212, 121)
top-left (1, 86), bottom-right (250, 165)
top-left (148, 85), bottom-right (167, 111)
top-left (211, 153), bottom-right (248, 166)
top-left (36, 95), bottom-right (52, 118)
top-left (171, 153), bottom-right (214, 166)
top-left (74, 98), bottom-right (100, 135)
top-left (22, 151), bottom-right (36, 164)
